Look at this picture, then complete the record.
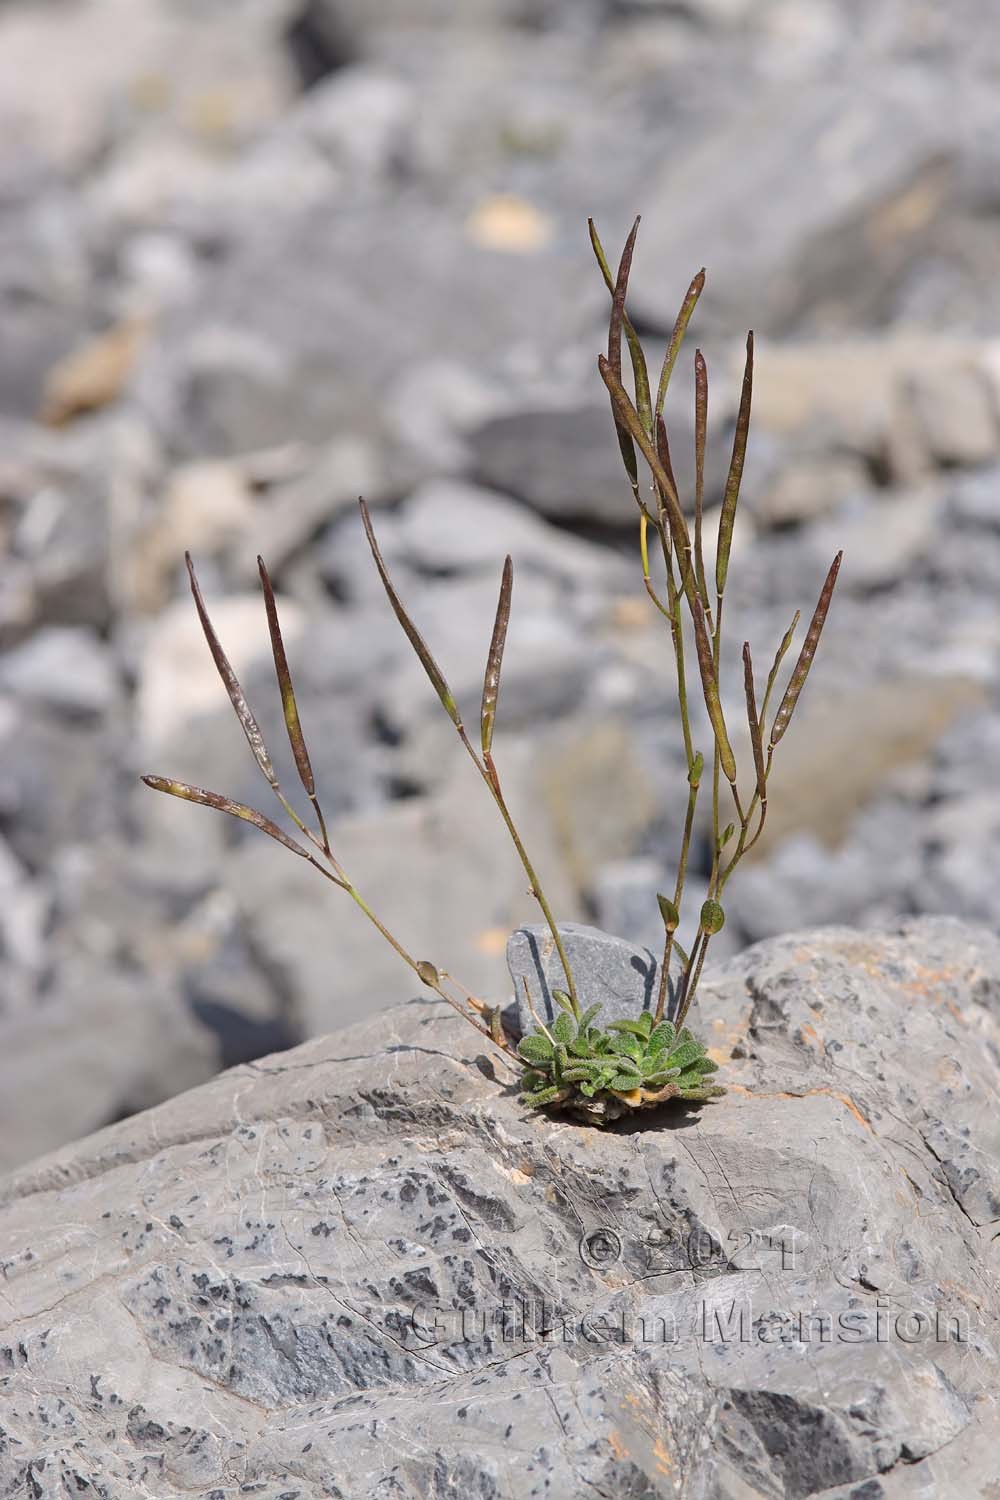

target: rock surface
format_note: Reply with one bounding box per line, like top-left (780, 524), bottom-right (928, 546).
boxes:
top-left (4, 0), bottom-right (1000, 1174)
top-left (508, 919), bottom-right (661, 1030)
top-left (1, 917), bottom-right (998, 1498)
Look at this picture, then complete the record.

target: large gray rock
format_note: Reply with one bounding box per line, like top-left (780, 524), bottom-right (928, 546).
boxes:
top-left (4, 918), bottom-right (997, 1498)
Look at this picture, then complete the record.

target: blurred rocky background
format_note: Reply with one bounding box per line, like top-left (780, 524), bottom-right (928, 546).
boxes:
top-left (1, 0), bottom-right (998, 1171)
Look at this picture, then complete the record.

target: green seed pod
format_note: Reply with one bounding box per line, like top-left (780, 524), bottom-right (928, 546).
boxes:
top-left (657, 893), bottom-right (680, 932)
top-left (699, 899), bottom-right (725, 935)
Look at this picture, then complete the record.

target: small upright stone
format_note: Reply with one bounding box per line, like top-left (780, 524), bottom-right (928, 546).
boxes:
top-left (508, 921), bottom-right (659, 1036)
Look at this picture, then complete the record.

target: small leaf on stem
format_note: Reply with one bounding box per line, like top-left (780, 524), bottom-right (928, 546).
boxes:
top-left (657, 894), bottom-right (680, 932)
top-left (699, 899), bottom-right (726, 934)
top-left (416, 960), bottom-right (441, 987)
top-left (481, 556), bottom-right (513, 756)
top-left (770, 551), bottom-right (843, 747)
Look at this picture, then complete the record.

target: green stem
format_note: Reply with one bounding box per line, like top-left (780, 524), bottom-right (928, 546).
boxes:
top-left (482, 750), bottom-right (580, 1018)
top-left (675, 929), bottom-right (711, 1031)
top-left (346, 884), bottom-right (521, 1060)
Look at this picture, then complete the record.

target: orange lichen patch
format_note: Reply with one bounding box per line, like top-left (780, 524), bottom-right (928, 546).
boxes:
top-left (708, 1009), bottom-right (752, 1061)
top-left (607, 1429), bottom-right (630, 1462)
top-left (945, 1001), bottom-right (968, 1027)
top-left (653, 1438), bottom-right (676, 1478)
top-left (796, 1023), bottom-right (826, 1054)
top-left (726, 1082), bottom-right (872, 1132)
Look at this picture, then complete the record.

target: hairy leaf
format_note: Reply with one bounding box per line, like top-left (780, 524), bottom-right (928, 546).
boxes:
top-left (552, 1011), bottom-right (577, 1045)
top-left (518, 1034), bottom-right (554, 1065)
top-left (699, 899), bottom-right (725, 934)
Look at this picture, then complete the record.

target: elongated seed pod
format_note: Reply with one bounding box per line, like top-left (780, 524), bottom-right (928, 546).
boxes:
top-left (716, 332), bottom-right (753, 598)
top-left (588, 218), bottom-right (652, 432)
top-left (360, 497), bottom-right (463, 729)
top-left (694, 349), bottom-right (710, 610)
top-left (691, 594), bottom-right (737, 782)
top-left (654, 268), bottom-right (706, 422)
top-left (742, 642), bottom-right (767, 805)
top-left (142, 776), bottom-right (311, 857)
top-left (186, 552), bottom-right (277, 787)
top-left (481, 556), bottom-right (513, 755)
top-left (258, 556), bottom-right (315, 797)
top-left (598, 358), bottom-right (693, 575)
top-left (605, 217), bottom-right (642, 492)
top-left (655, 415), bottom-right (679, 515)
top-left (771, 552), bottom-right (843, 746)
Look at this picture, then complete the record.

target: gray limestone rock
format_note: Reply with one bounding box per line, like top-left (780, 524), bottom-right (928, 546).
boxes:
top-left (508, 919), bottom-right (661, 1032)
top-left (1, 918), bottom-right (999, 1496)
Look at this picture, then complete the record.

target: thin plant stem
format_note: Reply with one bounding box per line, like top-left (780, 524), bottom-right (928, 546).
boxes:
top-left (482, 749), bottom-right (581, 1019)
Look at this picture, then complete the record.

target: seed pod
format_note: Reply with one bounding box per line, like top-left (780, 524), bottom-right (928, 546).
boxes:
top-left (693, 348), bottom-right (710, 610)
top-left (771, 551), bottom-right (843, 747)
top-left (742, 641), bottom-right (767, 805)
top-left (699, 899), bottom-right (725, 934)
top-left (481, 556), bottom-right (513, 755)
top-left (185, 553), bottom-right (276, 788)
top-left (258, 556), bottom-right (315, 797)
top-left (588, 217), bottom-right (652, 431)
top-left (606, 216), bottom-right (642, 492)
top-left (360, 497), bottom-right (463, 729)
top-left (691, 595), bottom-right (737, 783)
top-left (141, 777), bottom-right (310, 858)
top-left (654, 267), bottom-right (706, 422)
top-left (716, 332), bottom-right (753, 598)
top-left (416, 960), bottom-right (441, 988)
